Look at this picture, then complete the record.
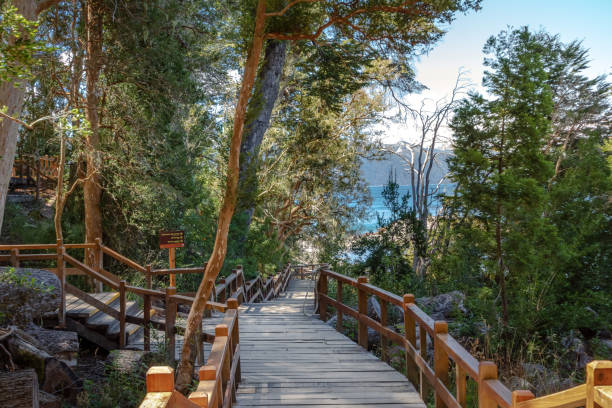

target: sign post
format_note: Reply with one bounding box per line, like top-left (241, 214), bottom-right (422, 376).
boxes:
top-left (159, 230), bottom-right (185, 287)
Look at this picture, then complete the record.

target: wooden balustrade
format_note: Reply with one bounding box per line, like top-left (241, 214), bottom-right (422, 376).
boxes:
top-left (1, 241), bottom-right (294, 357)
top-left (140, 299), bottom-right (241, 408)
top-left (316, 267), bottom-right (612, 408)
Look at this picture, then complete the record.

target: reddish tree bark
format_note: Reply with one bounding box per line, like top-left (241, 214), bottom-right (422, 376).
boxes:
top-left (174, 0), bottom-right (268, 391)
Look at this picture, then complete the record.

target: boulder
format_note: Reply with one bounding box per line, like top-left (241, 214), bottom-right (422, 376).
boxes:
top-left (0, 267), bottom-right (60, 326)
top-left (509, 376), bottom-right (533, 391)
top-left (24, 325), bottom-right (78, 367)
top-left (522, 363), bottom-right (546, 377)
top-left (367, 296), bottom-right (381, 321)
top-left (39, 390), bottom-right (61, 408)
top-left (562, 334), bottom-right (592, 369)
top-left (42, 358), bottom-right (82, 403)
top-left (602, 339), bottom-right (612, 353)
top-left (106, 349), bottom-right (148, 374)
top-left (1, 327), bottom-right (82, 404)
top-left (416, 291), bottom-right (467, 321)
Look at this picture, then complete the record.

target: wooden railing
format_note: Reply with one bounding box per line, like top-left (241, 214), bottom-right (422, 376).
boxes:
top-left (0, 241), bottom-right (292, 357)
top-left (316, 267), bottom-right (612, 408)
top-left (11, 155), bottom-right (58, 184)
top-left (140, 299), bottom-right (241, 408)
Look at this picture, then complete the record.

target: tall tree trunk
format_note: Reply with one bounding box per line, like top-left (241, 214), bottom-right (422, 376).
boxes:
top-left (234, 39), bottom-right (287, 238)
top-left (496, 118), bottom-right (509, 329)
top-left (83, 0), bottom-right (103, 266)
top-left (0, 0), bottom-right (36, 235)
top-left (174, 0), bottom-right (268, 392)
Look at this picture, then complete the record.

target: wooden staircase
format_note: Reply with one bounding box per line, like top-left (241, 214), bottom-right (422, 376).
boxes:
top-left (1, 241), bottom-right (294, 355)
top-left (63, 291), bottom-right (155, 350)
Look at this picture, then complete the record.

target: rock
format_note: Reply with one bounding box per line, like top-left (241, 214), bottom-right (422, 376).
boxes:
top-left (562, 334), bottom-right (593, 369)
top-left (1, 326), bottom-right (82, 404)
top-left (522, 363), bottom-right (546, 377)
top-left (388, 345), bottom-right (405, 367)
top-left (416, 291), bottom-right (467, 321)
top-left (509, 376), bottom-right (533, 391)
top-left (367, 296), bottom-right (381, 321)
top-left (368, 327), bottom-right (380, 346)
top-left (24, 324), bottom-right (78, 367)
top-left (602, 339), bottom-right (612, 352)
top-left (39, 390), bottom-right (61, 408)
top-left (106, 349), bottom-right (148, 373)
top-left (42, 358), bottom-right (82, 404)
top-left (7, 194), bottom-right (35, 203)
top-left (0, 267), bottom-right (60, 326)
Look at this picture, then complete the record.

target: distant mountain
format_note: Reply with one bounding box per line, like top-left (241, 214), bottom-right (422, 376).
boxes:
top-left (360, 143), bottom-right (452, 186)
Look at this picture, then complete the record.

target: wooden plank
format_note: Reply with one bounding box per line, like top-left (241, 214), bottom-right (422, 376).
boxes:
top-left (516, 385), bottom-right (586, 408)
top-left (234, 279), bottom-right (426, 408)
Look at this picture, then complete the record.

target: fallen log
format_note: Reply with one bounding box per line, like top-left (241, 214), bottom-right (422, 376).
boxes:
top-left (0, 368), bottom-right (39, 408)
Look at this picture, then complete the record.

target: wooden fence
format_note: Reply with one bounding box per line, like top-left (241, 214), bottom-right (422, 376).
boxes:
top-left (0, 241), bottom-right (292, 359)
top-left (141, 302), bottom-right (241, 408)
top-left (316, 266), bottom-right (612, 408)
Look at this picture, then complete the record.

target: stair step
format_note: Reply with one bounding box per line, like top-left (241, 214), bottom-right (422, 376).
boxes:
top-left (66, 292), bottom-right (119, 320)
top-left (106, 301), bottom-right (141, 339)
top-left (85, 298), bottom-right (121, 331)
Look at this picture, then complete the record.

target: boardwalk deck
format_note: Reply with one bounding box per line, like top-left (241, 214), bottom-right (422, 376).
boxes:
top-left (235, 279), bottom-right (425, 408)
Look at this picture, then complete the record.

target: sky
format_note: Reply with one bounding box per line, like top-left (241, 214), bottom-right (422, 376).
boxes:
top-left (382, 0), bottom-right (612, 144)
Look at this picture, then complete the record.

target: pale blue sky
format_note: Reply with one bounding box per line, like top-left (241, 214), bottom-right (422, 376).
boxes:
top-left (383, 0), bottom-right (612, 143)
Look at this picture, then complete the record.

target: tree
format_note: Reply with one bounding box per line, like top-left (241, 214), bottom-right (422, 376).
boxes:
top-left (448, 27), bottom-right (555, 330)
top-left (386, 72), bottom-right (468, 278)
top-left (0, 0), bottom-right (60, 234)
top-left (175, 0), bottom-right (482, 390)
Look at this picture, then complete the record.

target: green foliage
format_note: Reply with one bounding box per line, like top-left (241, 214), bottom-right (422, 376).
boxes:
top-left (0, 2), bottom-right (46, 84)
top-left (0, 266), bottom-right (55, 293)
top-left (352, 175), bottom-right (420, 287)
top-left (447, 27), bottom-right (558, 333)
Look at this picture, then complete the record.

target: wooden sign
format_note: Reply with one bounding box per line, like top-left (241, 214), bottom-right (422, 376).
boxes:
top-left (159, 230), bottom-right (185, 249)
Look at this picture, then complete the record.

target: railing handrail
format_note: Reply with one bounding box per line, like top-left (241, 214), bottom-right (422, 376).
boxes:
top-left (316, 267), bottom-right (612, 408)
top-left (140, 300), bottom-right (241, 408)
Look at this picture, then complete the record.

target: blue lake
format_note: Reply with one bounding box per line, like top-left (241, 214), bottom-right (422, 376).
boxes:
top-left (356, 184), bottom-right (454, 232)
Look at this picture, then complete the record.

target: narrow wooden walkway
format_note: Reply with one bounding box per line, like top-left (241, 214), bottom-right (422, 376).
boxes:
top-left (235, 279), bottom-right (425, 408)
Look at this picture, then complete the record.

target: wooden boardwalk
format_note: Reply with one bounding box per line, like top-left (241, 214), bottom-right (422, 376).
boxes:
top-left (234, 279), bottom-right (425, 408)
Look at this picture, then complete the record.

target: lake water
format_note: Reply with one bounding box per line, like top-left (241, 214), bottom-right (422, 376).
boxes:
top-left (356, 184), bottom-right (454, 232)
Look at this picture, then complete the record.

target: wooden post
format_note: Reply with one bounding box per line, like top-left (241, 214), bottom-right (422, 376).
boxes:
top-left (146, 366), bottom-right (175, 392)
top-left (420, 324), bottom-right (431, 400)
top-left (228, 299), bottom-right (241, 383)
top-left (218, 279), bottom-right (227, 303)
top-left (56, 240), bottom-right (65, 327)
top-left (318, 272), bottom-right (328, 321)
top-left (94, 238), bottom-right (103, 293)
top-left (336, 281), bottom-right (343, 332)
top-left (145, 264), bottom-right (152, 289)
top-left (144, 264), bottom-right (152, 352)
top-left (434, 321), bottom-right (449, 408)
top-left (586, 361), bottom-right (612, 408)
top-left (10, 248), bottom-right (19, 268)
top-left (119, 280), bottom-right (126, 348)
top-left (165, 287), bottom-right (177, 363)
top-left (35, 156), bottom-right (40, 201)
top-left (457, 365), bottom-right (467, 408)
top-left (231, 269), bottom-right (237, 293)
top-left (144, 293), bottom-right (151, 352)
top-left (478, 361), bottom-right (498, 408)
top-left (512, 390), bottom-right (535, 408)
top-left (403, 294), bottom-right (420, 390)
top-left (216, 324), bottom-right (230, 384)
top-left (380, 298), bottom-right (388, 362)
top-left (168, 247), bottom-right (176, 288)
top-left (357, 276), bottom-right (368, 349)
